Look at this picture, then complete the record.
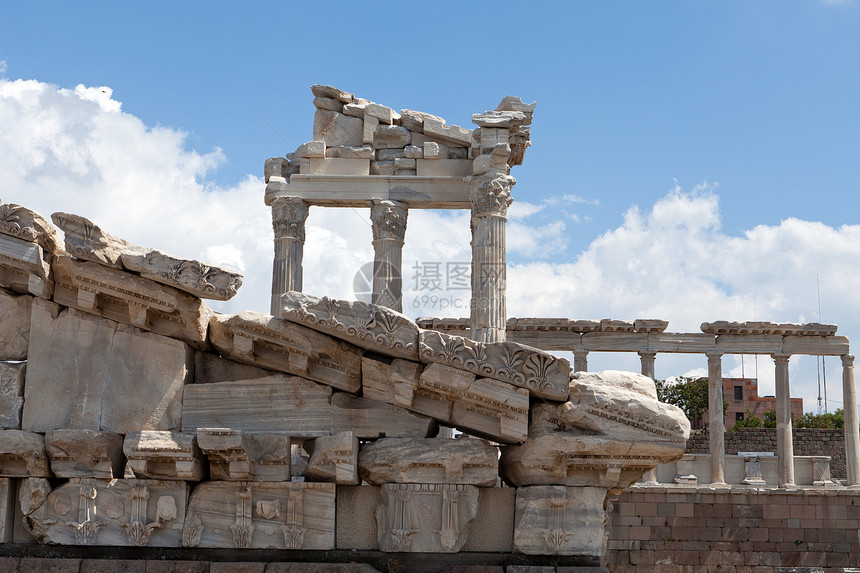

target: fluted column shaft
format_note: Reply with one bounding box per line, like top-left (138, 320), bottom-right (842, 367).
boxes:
top-left (707, 352), bottom-right (726, 485)
top-left (370, 200), bottom-right (407, 312)
top-left (773, 353), bottom-right (795, 487)
top-left (842, 355), bottom-right (860, 486)
top-left (469, 173), bottom-right (513, 343)
top-left (270, 197), bottom-right (309, 315)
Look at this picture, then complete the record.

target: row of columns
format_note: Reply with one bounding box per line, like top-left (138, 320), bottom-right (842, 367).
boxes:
top-left (573, 350), bottom-right (860, 488)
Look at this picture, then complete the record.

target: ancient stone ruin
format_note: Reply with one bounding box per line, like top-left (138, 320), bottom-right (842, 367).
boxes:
top-left (0, 86), bottom-right (693, 570)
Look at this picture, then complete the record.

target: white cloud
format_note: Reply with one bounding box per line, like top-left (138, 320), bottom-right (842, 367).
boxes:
top-left (0, 60), bottom-right (6, 75)
top-left (1, 78), bottom-right (857, 415)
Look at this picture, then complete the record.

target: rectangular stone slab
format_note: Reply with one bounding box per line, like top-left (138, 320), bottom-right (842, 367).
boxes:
top-left (0, 287), bottom-right (31, 361)
top-left (208, 311), bottom-right (362, 393)
top-left (24, 478), bottom-right (188, 547)
top-left (0, 362), bottom-right (25, 429)
top-left (0, 478), bottom-right (12, 543)
top-left (51, 255), bottom-right (212, 349)
top-left (330, 392), bottom-right (437, 439)
top-left (181, 375), bottom-right (331, 438)
top-left (418, 330), bottom-right (570, 402)
top-left (23, 298), bottom-right (191, 433)
top-left (183, 482), bottom-right (335, 549)
top-left (304, 431), bottom-right (359, 485)
top-left (45, 429), bottom-right (124, 479)
top-left (196, 428), bottom-right (290, 482)
top-left (123, 431), bottom-right (204, 481)
top-left (513, 486), bottom-right (607, 556)
top-left (280, 292), bottom-right (419, 360)
top-left (0, 233), bottom-right (52, 298)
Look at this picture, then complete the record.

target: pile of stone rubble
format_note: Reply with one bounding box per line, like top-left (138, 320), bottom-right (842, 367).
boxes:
top-left (0, 198), bottom-right (689, 555)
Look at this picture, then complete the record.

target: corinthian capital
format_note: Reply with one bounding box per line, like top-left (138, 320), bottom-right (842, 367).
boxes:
top-left (272, 197), bottom-right (310, 242)
top-left (370, 200), bottom-right (408, 242)
top-left (468, 173), bottom-right (515, 218)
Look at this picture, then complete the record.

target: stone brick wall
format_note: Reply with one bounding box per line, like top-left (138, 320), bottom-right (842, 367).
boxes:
top-left (686, 428), bottom-right (847, 479)
top-left (603, 486), bottom-right (860, 572)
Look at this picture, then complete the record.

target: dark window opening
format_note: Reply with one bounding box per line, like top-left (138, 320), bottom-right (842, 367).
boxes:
top-left (735, 412), bottom-right (744, 422)
top-left (734, 386), bottom-right (743, 401)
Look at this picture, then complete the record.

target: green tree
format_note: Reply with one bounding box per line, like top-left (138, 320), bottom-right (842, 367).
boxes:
top-left (655, 376), bottom-right (726, 428)
top-left (763, 409), bottom-right (777, 428)
top-left (730, 410), bottom-right (762, 431)
top-left (795, 409), bottom-right (844, 429)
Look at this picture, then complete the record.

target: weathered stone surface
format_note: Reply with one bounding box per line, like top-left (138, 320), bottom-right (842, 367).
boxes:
top-left (331, 145), bottom-right (375, 159)
top-left (0, 478), bottom-right (14, 543)
top-left (400, 109), bottom-right (445, 132)
top-left (208, 311), bottom-right (362, 393)
top-left (0, 287), bottom-right (30, 360)
top-left (403, 145), bottom-right (423, 159)
top-left (194, 351), bottom-right (273, 384)
top-left (416, 158), bottom-right (473, 177)
top-left (313, 109), bottom-right (363, 147)
top-left (266, 565), bottom-right (381, 573)
top-left (51, 212), bottom-right (130, 269)
top-left (306, 157), bottom-right (370, 176)
top-left (419, 330), bottom-right (570, 401)
top-left (0, 362), bottom-right (25, 429)
top-left (23, 298), bottom-right (191, 433)
top-left (124, 431), bottom-right (203, 481)
top-left (0, 201), bottom-right (63, 254)
top-left (374, 125), bottom-right (412, 149)
top-left (304, 430), bottom-right (359, 484)
top-left (330, 392), bottom-right (437, 439)
top-left (119, 247), bottom-right (243, 301)
top-left (376, 483), bottom-right (478, 552)
top-left (52, 255), bottom-right (212, 349)
top-left (369, 159), bottom-right (394, 175)
top-left (361, 355), bottom-right (420, 409)
top-left (362, 114), bottom-right (378, 145)
top-left (312, 96), bottom-right (342, 112)
top-left (364, 103), bottom-right (400, 125)
top-left (183, 482), bottom-right (335, 549)
top-left (45, 429), bottom-right (124, 479)
top-left (422, 117), bottom-right (472, 146)
top-left (495, 96), bottom-right (535, 124)
top-left (0, 430), bottom-right (50, 477)
top-left (18, 477), bottom-right (50, 516)
top-left (281, 291), bottom-right (419, 360)
top-left (294, 141), bottom-right (327, 158)
top-left (0, 233), bottom-right (53, 298)
top-left (342, 97), bottom-right (371, 118)
top-left (358, 437), bottom-right (498, 486)
top-left (472, 110), bottom-right (527, 129)
top-left (513, 486), bottom-right (606, 556)
top-left (310, 84), bottom-right (354, 104)
top-left (197, 428), bottom-right (290, 482)
top-left (24, 478), bottom-right (187, 546)
top-left (182, 375), bottom-right (332, 438)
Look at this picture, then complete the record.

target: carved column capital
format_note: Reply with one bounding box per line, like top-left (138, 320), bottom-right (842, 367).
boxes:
top-left (468, 173), bottom-right (515, 218)
top-left (370, 200), bottom-right (408, 243)
top-left (706, 352), bottom-right (723, 365)
top-left (772, 353), bottom-right (791, 366)
top-left (272, 197), bottom-right (310, 242)
top-left (638, 351), bottom-right (656, 360)
top-left (842, 354), bottom-right (855, 368)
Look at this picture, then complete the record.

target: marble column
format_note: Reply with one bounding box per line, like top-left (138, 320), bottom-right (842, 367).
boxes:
top-left (640, 351), bottom-right (658, 484)
top-left (842, 355), bottom-right (860, 486)
top-left (270, 197), bottom-right (310, 315)
top-left (707, 352), bottom-right (726, 485)
top-left (573, 350), bottom-right (588, 373)
top-left (773, 353), bottom-right (795, 488)
top-left (468, 173), bottom-right (514, 343)
top-left (370, 200), bottom-right (407, 312)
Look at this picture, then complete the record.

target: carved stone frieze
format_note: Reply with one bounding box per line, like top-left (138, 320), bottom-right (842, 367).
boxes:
top-left (359, 437), bottom-right (498, 486)
top-left (330, 392), bottom-right (437, 439)
top-left (182, 375), bottom-right (332, 438)
top-left (208, 311), bottom-right (362, 393)
top-left (51, 255), bottom-right (212, 349)
top-left (304, 430), bottom-right (359, 485)
top-left (513, 486), bottom-right (607, 556)
top-left (0, 233), bottom-right (53, 299)
top-left (120, 247), bottom-right (243, 301)
top-left (197, 428), bottom-right (290, 482)
top-left (45, 429), bottom-right (125, 479)
top-left (0, 201), bottom-right (63, 254)
top-left (183, 481), bottom-right (335, 549)
top-left (376, 483), bottom-right (479, 553)
top-left (124, 431), bottom-right (204, 481)
top-left (280, 292), bottom-right (419, 360)
top-left (23, 478), bottom-right (187, 546)
top-left (418, 330), bottom-right (570, 402)
top-left (51, 212), bottom-right (130, 269)
top-left (0, 430), bottom-right (50, 477)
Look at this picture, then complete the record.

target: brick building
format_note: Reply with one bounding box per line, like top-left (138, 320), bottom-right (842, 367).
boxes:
top-left (701, 377), bottom-right (803, 429)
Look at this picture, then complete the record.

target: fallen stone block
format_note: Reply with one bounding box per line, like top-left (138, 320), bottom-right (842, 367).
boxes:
top-left (0, 233), bottom-right (53, 299)
top-left (23, 298), bottom-right (191, 433)
top-left (310, 84), bottom-right (354, 104)
top-left (208, 310), bottom-right (362, 393)
top-left (45, 429), bottom-right (124, 479)
top-left (0, 201), bottom-right (63, 254)
top-left (416, 158), bottom-right (473, 177)
top-left (197, 428), bottom-right (290, 482)
top-left (24, 478), bottom-right (188, 546)
top-left (0, 362), bottom-right (25, 429)
top-left (120, 247), bottom-right (243, 301)
top-left (400, 109), bottom-right (445, 132)
top-left (313, 109), bottom-right (363, 147)
top-left (419, 330), bottom-right (570, 402)
top-left (183, 481), bottom-right (335, 549)
top-left (0, 430), bottom-right (50, 477)
top-left (51, 212), bottom-right (130, 269)
top-left (124, 431), bottom-right (204, 481)
top-left (513, 486), bottom-right (606, 556)
top-left (52, 255), bottom-right (212, 349)
top-left (422, 117), bottom-right (472, 147)
top-left (373, 125), bottom-right (412, 149)
top-left (365, 103), bottom-right (400, 125)
top-left (358, 437), bottom-right (498, 486)
top-left (280, 291), bottom-right (419, 360)
top-left (304, 430), bottom-right (359, 485)
top-left (182, 375), bottom-right (332, 438)
top-left (330, 392), bottom-right (437, 439)
top-left (306, 157), bottom-right (370, 176)
top-left (0, 287), bottom-right (31, 360)
top-left (376, 483), bottom-right (478, 552)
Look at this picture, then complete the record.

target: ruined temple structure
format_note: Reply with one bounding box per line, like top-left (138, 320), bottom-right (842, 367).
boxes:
top-left (0, 86), bottom-right (698, 571)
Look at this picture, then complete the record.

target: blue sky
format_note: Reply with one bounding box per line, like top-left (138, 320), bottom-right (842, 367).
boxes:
top-left (1, 1), bottom-right (859, 412)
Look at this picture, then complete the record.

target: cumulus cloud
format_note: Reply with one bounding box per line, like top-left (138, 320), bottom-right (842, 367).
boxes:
top-left (1, 78), bottom-right (857, 414)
